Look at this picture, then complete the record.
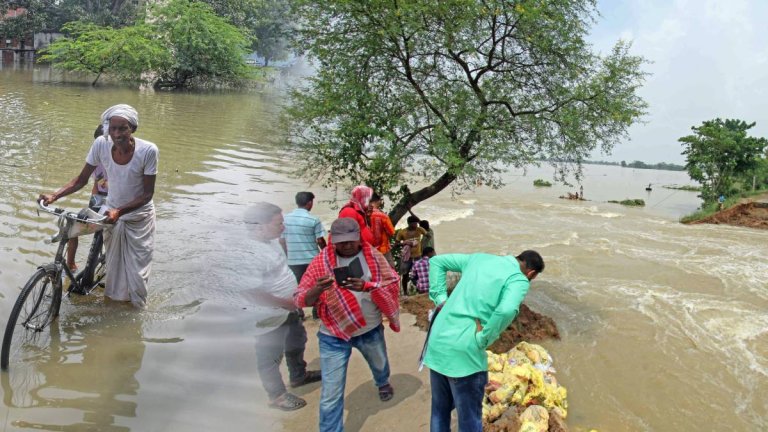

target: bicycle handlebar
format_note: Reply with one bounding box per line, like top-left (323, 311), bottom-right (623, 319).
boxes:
top-left (38, 199), bottom-right (108, 226)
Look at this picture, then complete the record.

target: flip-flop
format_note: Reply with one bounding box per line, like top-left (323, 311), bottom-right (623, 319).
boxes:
top-left (378, 383), bottom-right (394, 402)
top-left (269, 392), bottom-right (307, 411)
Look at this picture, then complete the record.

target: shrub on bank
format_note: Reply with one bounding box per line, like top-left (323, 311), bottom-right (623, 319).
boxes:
top-left (608, 199), bottom-right (645, 206)
top-left (533, 179), bottom-right (552, 187)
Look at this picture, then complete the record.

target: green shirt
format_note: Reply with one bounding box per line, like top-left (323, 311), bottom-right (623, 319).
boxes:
top-left (423, 253), bottom-right (530, 377)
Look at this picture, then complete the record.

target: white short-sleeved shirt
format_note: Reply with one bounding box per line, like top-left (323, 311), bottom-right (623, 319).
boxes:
top-left (86, 136), bottom-right (159, 209)
top-left (250, 239), bottom-right (297, 332)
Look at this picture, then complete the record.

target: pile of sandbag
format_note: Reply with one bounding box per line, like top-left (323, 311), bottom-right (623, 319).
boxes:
top-left (483, 342), bottom-right (568, 432)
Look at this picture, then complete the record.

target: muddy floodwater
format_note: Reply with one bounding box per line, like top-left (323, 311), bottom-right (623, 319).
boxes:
top-left (1, 65), bottom-right (767, 431)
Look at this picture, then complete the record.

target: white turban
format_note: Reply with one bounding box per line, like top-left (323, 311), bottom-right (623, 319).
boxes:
top-left (101, 104), bottom-right (139, 137)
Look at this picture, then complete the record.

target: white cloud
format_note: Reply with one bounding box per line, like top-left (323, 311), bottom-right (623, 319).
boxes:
top-left (591, 0), bottom-right (768, 164)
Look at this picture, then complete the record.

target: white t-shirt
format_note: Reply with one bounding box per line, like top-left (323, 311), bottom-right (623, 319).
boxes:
top-left (86, 136), bottom-right (158, 209)
top-left (249, 239), bottom-right (297, 332)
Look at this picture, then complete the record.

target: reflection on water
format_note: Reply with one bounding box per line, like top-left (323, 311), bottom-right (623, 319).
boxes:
top-left (3, 300), bottom-right (144, 431)
top-left (2, 66), bottom-right (768, 432)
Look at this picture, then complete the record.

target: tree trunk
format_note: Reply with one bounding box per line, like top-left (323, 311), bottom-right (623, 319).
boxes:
top-left (388, 171), bottom-right (457, 225)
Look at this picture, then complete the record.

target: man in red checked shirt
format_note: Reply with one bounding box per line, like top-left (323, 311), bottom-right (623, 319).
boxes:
top-left (294, 217), bottom-right (400, 432)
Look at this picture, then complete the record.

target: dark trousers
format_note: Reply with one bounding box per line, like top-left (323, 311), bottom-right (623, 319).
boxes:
top-left (289, 264), bottom-right (310, 283)
top-left (290, 264), bottom-right (319, 319)
top-left (254, 311), bottom-right (308, 400)
top-left (429, 369), bottom-right (488, 432)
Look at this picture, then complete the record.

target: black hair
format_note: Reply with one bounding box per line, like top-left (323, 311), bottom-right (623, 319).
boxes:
top-left (244, 202), bottom-right (282, 224)
top-left (407, 215), bottom-right (420, 224)
top-left (94, 124), bottom-right (104, 139)
top-left (422, 247), bottom-right (435, 257)
top-left (295, 191), bottom-right (315, 207)
top-left (516, 250), bottom-right (544, 274)
top-left (370, 193), bottom-right (381, 202)
top-left (419, 219), bottom-right (430, 230)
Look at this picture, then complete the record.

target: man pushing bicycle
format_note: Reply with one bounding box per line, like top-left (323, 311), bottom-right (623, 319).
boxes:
top-left (39, 104), bottom-right (158, 308)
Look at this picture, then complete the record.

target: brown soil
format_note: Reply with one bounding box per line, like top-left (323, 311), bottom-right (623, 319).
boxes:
top-left (690, 201), bottom-right (768, 229)
top-left (400, 294), bottom-right (560, 353)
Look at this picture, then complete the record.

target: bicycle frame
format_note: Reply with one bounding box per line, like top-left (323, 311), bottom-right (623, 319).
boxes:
top-left (37, 200), bottom-right (107, 297)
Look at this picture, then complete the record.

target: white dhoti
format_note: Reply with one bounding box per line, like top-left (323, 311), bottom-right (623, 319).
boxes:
top-left (103, 203), bottom-right (156, 308)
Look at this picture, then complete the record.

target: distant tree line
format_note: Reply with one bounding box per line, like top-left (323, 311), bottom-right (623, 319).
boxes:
top-left (584, 159), bottom-right (686, 171)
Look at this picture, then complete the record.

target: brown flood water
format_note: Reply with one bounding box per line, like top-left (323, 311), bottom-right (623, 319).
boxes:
top-left (1, 65), bottom-right (768, 431)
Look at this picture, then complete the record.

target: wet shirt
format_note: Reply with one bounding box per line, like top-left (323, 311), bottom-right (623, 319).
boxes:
top-left (424, 253), bottom-right (530, 377)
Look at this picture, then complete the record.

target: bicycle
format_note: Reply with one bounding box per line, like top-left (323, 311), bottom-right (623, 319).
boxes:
top-left (1, 200), bottom-right (107, 371)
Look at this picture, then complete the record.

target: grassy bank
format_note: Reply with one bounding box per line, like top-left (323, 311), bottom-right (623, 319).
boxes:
top-left (680, 189), bottom-right (768, 223)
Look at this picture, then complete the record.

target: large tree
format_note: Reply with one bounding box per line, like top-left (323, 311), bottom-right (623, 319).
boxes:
top-left (38, 0), bottom-right (252, 89)
top-left (287, 0), bottom-right (647, 223)
top-left (39, 21), bottom-right (165, 85)
top-left (679, 118), bottom-right (768, 203)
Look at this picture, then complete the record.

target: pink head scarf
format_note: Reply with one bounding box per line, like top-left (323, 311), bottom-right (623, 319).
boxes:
top-left (350, 185), bottom-right (373, 210)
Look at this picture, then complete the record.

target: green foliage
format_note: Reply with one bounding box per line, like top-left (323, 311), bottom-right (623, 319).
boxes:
top-left (1, 0), bottom-right (138, 36)
top-left (150, 0), bottom-right (252, 88)
top-left (287, 0), bottom-right (648, 223)
top-left (679, 118), bottom-right (768, 204)
top-left (608, 199), bottom-right (645, 206)
top-left (249, 0), bottom-right (291, 65)
top-left (37, 0), bottom-right (252, 89)
top-left (663, 184), bottom-right (701, 192)
top-left (533, 179), bottom-right (552, 187)
top-left (198, 0), bottom-right (292, 66)
top-left (38, 21), bottom-right (166, 85)
top-left (0, 0), bottom-right (51, 38)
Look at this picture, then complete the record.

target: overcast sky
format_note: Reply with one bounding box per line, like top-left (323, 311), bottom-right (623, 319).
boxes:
top-left (589, 0), bottom-right (768, 164)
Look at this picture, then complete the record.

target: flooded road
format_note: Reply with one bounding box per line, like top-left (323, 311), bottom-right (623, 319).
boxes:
top-left (1, 65), bottom-right (767, 431)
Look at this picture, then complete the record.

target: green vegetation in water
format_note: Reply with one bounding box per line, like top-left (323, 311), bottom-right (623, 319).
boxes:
top-left (663, 185), bottom-right (702, 192)
top-left (680, 188), bottom-right (768, 223)
top-left (608, 199), bottom-right (645, 207)
top-left (533, 179), bottom-right (552, 187)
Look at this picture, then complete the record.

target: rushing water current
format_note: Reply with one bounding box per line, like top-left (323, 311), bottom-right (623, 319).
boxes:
top-left (1, 65), bottom-right (767, 431)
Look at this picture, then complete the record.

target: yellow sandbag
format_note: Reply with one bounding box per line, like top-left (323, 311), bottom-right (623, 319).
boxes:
top-left (518, 405), bottom-right (549, 432)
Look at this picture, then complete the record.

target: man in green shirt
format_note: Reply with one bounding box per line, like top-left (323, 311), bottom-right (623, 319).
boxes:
top-left (424, 250), bottom-right (544, 432)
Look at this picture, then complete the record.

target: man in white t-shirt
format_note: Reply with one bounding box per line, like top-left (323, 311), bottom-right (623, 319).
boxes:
top-left (40, 104), bottom-right (158, 307)
top-left (245, 202), bottom-right (320, 412)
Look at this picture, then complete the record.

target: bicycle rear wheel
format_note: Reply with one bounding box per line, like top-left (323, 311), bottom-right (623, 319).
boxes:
top-left (1, 267), bottom-right (62, 370)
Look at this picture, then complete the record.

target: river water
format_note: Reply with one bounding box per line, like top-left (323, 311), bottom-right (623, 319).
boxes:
top-left (1, 65), bottom-right (767, 431)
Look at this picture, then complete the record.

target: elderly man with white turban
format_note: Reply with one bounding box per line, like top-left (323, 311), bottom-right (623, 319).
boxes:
top-left (40, 104), bottom-right (159, 308)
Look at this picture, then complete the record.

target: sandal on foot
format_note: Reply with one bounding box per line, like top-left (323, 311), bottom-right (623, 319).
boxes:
top-left (269, 392), bottom-right (307, 411)
top-left (378, 384), bottom-right (394, 402)
top-left (290, 370), bottom-right (322, 388)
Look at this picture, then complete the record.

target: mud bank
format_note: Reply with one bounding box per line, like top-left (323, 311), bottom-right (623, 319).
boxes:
top-left (690, 201), bottom-right (768, 229)
top-left (400, 294), bottom-right (560, 353)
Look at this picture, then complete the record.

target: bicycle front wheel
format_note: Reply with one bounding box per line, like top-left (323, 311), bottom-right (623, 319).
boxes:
top-left (1, 267), bottom-right (62, 370)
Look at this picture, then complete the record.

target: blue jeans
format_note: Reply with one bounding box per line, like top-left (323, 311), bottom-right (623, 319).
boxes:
top-left (318, 324), bottom-right (391, 432)
top-left (429, 369), bottom-right (488, 432)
